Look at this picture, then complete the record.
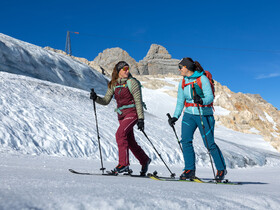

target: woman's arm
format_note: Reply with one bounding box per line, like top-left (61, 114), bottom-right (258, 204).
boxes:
top-left (130, 79), bottom-right (144, 119)
top-left (173, 80), bottom-right (185, 119)
top-left (200, 75), bottom-right (214, 105)
top-left (95, 87), bottom-right (114, 105)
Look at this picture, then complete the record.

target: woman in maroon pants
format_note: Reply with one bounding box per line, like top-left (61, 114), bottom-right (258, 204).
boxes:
top-left (90, 61), bottom-right (151, 176)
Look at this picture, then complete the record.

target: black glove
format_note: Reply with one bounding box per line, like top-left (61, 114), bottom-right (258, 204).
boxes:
top-left (168, 117), bottom-right (178, 127)
top-left (137, 119), bottom-right (144, 131)
top-left (193, 94), bottom-right (203, 105)
top-left (90, 88), bottom-right (98, 101)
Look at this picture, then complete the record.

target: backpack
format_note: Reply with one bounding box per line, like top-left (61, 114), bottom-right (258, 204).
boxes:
top-left (181, 71), bottom-right (215, 109)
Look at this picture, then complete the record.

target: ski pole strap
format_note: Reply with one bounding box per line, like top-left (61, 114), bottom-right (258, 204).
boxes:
top-left (114, 104), bottom-right (136, 115)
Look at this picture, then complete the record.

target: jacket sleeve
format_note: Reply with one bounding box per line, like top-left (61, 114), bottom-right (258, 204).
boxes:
top-left (95, 87), bottom-right (114, 105)
top-left (173, 80), bottom-right (185, 119)
top-left (130, 79), bottom-right (144, 120)
top-left (200, 75), bottom-right (214, 105)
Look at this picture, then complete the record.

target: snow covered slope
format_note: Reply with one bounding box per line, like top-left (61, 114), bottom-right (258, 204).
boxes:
top-left (0, 33), bottom-right (108, 94)
top-left (1, 71), bottom-right (280, 169)
top-left (1, 153), bottom-right (280, 210)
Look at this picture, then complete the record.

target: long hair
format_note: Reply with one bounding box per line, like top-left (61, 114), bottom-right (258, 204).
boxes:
top-left (185, 57), bottom-right (204, 72)
top-left (108, 65), bottom-right (119, 89)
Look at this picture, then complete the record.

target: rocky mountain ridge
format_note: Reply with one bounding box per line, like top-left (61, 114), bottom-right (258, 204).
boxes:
top-left (45, 44), bottom-right (179, 76)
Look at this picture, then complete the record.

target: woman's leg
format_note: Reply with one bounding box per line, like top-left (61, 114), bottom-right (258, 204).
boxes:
top-left (115, 113), bottom-right (138, 166)
top-left (195, 115), bottom-right (226, 170)
top-left (127, 130), bottom-right (149, 165)
top-left (181, 113), bottom-right (198, 170)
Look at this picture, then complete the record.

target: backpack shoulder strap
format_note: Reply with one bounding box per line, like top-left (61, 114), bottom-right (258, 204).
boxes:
top-left (181, 77), bottom-right (197, 89)
top-left (196, 76), bottom-right (202, 89)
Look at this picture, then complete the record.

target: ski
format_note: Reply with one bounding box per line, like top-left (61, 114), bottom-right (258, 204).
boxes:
top-left (147, 174), bottom-right (241, 185)
top-left (68, 169), bottom-right (149, 178)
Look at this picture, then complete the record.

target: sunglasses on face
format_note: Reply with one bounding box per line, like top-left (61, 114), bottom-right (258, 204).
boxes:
top-left (122, 66), bottom-right (129, 72)
top-left (178, 64), bottom-right (184, 70)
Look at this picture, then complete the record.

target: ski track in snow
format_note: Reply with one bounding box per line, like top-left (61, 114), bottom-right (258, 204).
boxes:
top-left (0, 154), bottom-right (280, 210)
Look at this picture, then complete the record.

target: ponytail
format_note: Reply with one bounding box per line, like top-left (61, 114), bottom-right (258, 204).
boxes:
top-left (194, 61), bottom-right (204, 72)
top-left (108, 65), bottom-right (119, 89)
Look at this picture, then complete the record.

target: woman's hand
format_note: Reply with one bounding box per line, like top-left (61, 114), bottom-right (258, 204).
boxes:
top-left (168, 117), bottom-right (178, 127)
top-left (90, 88), bottom-right (98, 101)
top-left (137, 119), bottom-right (144, 131)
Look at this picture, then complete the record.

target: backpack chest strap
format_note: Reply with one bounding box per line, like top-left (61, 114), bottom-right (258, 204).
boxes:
top-left (182, 79), bottom-right (196, 89)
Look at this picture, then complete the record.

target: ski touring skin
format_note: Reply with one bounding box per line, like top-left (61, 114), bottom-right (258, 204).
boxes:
top-left (147, 173), bottom-right (242, 185)
top-left (68, 169), bottom-right (149, 178)
top-left (69, 169), bottom-right (241, 185)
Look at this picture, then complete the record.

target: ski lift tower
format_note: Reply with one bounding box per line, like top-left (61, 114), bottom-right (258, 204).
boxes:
top-left (65, 31), bottom-right (79, 55)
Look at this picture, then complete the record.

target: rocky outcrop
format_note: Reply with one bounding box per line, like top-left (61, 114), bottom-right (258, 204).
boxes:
top-left (137, 44), bottom-right (180, 75)
top-left (45, 44), bottom-right (181, 76)
top-left (214, 81), bottom-right (280, 151)
top-left (93, 47), bottom-right (140, 75)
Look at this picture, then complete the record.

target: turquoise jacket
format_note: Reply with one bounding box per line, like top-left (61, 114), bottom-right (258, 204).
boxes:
top-left (173, 71), bottom-right (214, 118)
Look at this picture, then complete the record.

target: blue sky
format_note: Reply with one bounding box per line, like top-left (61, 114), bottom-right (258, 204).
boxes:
top-left (1, 0), bottom-right (280, 109)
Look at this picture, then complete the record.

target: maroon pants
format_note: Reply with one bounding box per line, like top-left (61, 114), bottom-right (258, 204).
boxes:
top-left (116, 112), bottom-right (149, 166)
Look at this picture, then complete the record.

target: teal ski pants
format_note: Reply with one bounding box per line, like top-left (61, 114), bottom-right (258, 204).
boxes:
top-left (181, 113), bottom-right (226, 171)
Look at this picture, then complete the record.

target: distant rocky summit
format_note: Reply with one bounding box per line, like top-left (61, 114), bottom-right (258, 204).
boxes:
top-left (138, 44), bottom-right (179, 75)
top-left (93, 47), bottom-right (140, 75)
top-left (47, 44), bottom-right (180, 76)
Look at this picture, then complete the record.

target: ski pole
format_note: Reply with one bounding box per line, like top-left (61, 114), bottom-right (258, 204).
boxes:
top-left (192, 85), bottom-right (216, 181)
top-left (92, 89), bottom-right (106, 174)
top-left (166, 113), bottom-right (183, 153)
top-left (141, 130), bottom-right (176, 178)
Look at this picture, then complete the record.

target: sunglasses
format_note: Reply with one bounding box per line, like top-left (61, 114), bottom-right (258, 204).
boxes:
top-left (178, 64), bottom-right (184, 70)
top-left (122, 66), bottom-right (129, 71)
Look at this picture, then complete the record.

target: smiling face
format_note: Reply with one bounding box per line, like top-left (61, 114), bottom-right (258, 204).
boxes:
top-left (178, 64), bottom-right (194, 77)
top-left (118, 66), bottom-right (130, 78)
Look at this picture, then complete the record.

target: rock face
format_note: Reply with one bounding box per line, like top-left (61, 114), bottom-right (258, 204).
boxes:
top-left (46, 44), bottom-right (181, 76)
top-left (93, 47), bottom-right (140, 75)
top-left (214, 81), bottom-right (280, 152)
top-left (137, 44), bottom-right (180, 75)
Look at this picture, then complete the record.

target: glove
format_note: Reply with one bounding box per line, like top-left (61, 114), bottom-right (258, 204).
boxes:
top-left (193, 94), bottom-right (203, 105)
top-left (168, 117), bottom-right (178, 127)
top-left (137, 119), bottom-right (144, 131)
top-left (90, 88), bottom-right (98, 101)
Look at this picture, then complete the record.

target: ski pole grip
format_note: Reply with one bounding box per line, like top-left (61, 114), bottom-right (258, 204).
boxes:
top-left (167, 113), bottom-right (172, 120)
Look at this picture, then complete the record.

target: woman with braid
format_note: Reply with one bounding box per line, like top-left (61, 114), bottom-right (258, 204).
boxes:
top-left (90, 61), bottom-right (151, 176)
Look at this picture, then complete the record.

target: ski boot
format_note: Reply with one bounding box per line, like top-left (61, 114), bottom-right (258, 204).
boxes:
top-left (108, 164), bottom-right (130, 175)
top-left (215, 169), bottom-right (227, 182)
top-left (140, 158), bottom-right (151, 176)
top-left (179, 170), bottom-right (196, 180)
